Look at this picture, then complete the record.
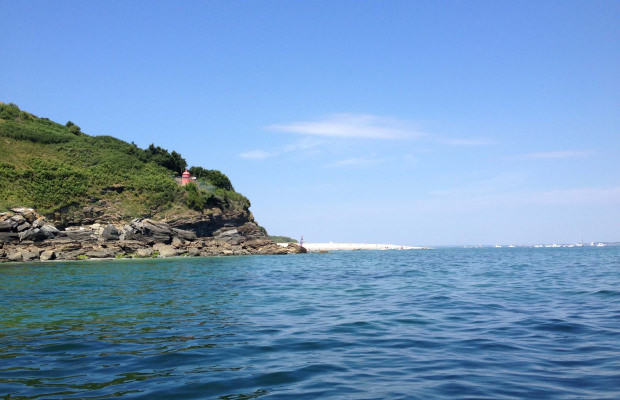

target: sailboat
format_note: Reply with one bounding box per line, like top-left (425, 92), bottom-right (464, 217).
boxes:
top-left (575, 233), bottom-right (584, 247)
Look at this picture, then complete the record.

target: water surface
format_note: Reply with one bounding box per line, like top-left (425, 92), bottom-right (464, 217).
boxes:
top-left (1, 247), bottom-right (619, 399)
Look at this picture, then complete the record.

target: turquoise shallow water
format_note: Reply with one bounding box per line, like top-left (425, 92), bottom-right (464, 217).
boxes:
top-left (1, 247), bottom-right (619, 399)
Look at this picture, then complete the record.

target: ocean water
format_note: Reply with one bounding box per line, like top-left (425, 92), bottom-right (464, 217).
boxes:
top-left (1, 247), bottom-right (619, 399)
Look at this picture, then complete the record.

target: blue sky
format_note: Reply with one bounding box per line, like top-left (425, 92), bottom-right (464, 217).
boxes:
top-left (2, 1), bottom-right (619, 245)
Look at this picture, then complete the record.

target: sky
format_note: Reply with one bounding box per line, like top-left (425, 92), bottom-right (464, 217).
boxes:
top-left (1, 0), bottom-right (619, 246)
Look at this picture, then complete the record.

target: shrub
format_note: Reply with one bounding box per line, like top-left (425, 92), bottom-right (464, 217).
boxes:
top-left (184, 182), bottom-right (213, 211)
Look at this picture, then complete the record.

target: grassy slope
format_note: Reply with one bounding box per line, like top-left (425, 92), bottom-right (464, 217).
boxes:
top-left (0, 103), bottom-right (249, 221)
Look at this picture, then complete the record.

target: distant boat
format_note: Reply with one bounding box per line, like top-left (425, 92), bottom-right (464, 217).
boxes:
top-left (575, 233), bottom-right (584, 247)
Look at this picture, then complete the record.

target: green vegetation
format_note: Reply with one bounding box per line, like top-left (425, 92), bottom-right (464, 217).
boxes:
top-left (269, 235), bottom-right (299, 243)
top-left (189, 166), bottom-right (234, 191)
top-left (0, 103), bottom-right (250, 219)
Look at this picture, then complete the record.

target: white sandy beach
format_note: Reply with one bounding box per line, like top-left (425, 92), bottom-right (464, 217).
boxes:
top-left (277, 242), bottom-right (429, 251)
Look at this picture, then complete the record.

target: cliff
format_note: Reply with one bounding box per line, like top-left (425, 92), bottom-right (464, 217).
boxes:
top-left (0, 103), bottom-right (305, 261)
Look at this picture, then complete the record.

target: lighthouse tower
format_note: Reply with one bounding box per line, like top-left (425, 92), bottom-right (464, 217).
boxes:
top-left (181, 169), bottom-right (191, 185)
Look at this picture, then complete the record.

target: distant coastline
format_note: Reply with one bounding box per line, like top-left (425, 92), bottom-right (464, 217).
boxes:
top-left (278, 242), bottom-right (430, 251)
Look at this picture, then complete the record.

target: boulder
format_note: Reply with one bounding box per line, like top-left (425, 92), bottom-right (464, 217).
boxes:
top-left (40, 224), bottom-right (59, 239)
top-left (18, 228), bottom-right (48, 242)
top-left (155, 245), bottom-right (178, 257)
top-left (21, 250), bottom-right (39, 261)
top-left (7, 252), bottom-right (23, 262)
top-left (171, 237), bottom-right (183, 248)
top-left (39, 250), bottom-right (56, 261)
top-left (141, 220), bottom-right (173, 243)
top-left (101, 224), bottom-right (120, 241)
top-left (136, 248), bottom-right (153, 258)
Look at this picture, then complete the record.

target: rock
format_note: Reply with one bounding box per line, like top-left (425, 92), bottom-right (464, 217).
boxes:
top-left (141, 220), bottom-right (173, 243)
top-left (21, 250), bottom-right (39, 261)
top-left (0, 221), bottom-right (13, 232)
top-left (118, 240), bottom-right (147, 253)
top-left (172, 228), bottom-right (197, 241)
top-left (222, 249), bottom-right (234, 255)
top-left (10, 215), bottom-right (26, 225)
top-left (156, 245), bottom-right (178, 257)
top-left (54, 241), bottom-right (82, 252)
top-left (64, 229), bottom-right (94, 242)
top-left (39, 250), bottom-right (56, 261)
top-left (101, 224), bottom-right (120, 241)
top-left (171, 236), bottom-right (183, 248)
top-left (85, 248), bottom-right (116, 258)
top-left (81, 205), bottom-right (106, 224)
top-left (0, 232), bottom-right (19, 244)
top-left (213, 228), bottom-right (243, 244)
top-left (122, 219), bottom-right (172, 244)
top-left (285, 243), bottom-right (307, 254)
top-left (19, 228), bottom-right (48, 242)
top-left (40, 224), bottom-right (59, 239)
top-left (187, 248), bottom-right (201, 257)
top-left (136, 248), bottom-right (153, 258)
top-left (32, 218), bottom-right (46, 228)
top-left (7, 252), bottom-right (23, 262)
top-left (11, 208), bottom-right (37, 223)
top-left (237, 222), bottom-right (265, 239)
top-left (16, 222), bottom-right (31, 232)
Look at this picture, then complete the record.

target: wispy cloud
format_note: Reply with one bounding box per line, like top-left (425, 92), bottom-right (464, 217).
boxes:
top-left (520, 150), bottom-right (595, 159)
top-left (282, 137), bottom-right (326, 152)
top-left (239, 138), bottom-right (324, 160)
top-left (329, 157), bottom-right (387, 168)
top-left (267, 113), bottom-right (424, 140)
top-left (239, 150), bottom-right (276, 160)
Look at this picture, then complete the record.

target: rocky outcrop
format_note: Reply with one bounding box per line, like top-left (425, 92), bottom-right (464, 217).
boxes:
top-left (0, 207), bottom-right (306, 263)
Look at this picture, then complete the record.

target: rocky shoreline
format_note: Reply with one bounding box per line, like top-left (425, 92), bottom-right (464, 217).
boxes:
top-left (0, 208), bottom-right (305, 263)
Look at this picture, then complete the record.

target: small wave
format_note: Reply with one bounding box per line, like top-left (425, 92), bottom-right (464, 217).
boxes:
top-left (591, 289), bottom-right (620, 297)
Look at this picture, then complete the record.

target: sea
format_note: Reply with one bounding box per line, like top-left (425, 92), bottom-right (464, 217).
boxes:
top-left (1, 247), bottom-right (619, 399)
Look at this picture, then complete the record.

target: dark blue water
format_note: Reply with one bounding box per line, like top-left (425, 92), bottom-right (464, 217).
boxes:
top-left (1, 247), bottom-right (619, 399)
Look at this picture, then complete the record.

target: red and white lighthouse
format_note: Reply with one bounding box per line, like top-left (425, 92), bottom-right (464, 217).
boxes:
top-left (181, 169), bottom-right (191, 185)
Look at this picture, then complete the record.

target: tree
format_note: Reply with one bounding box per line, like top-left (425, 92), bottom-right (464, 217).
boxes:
top-left (189, 166), bottom-right (234, 191)
top-left (145, 144), bottom-right (187, 173)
